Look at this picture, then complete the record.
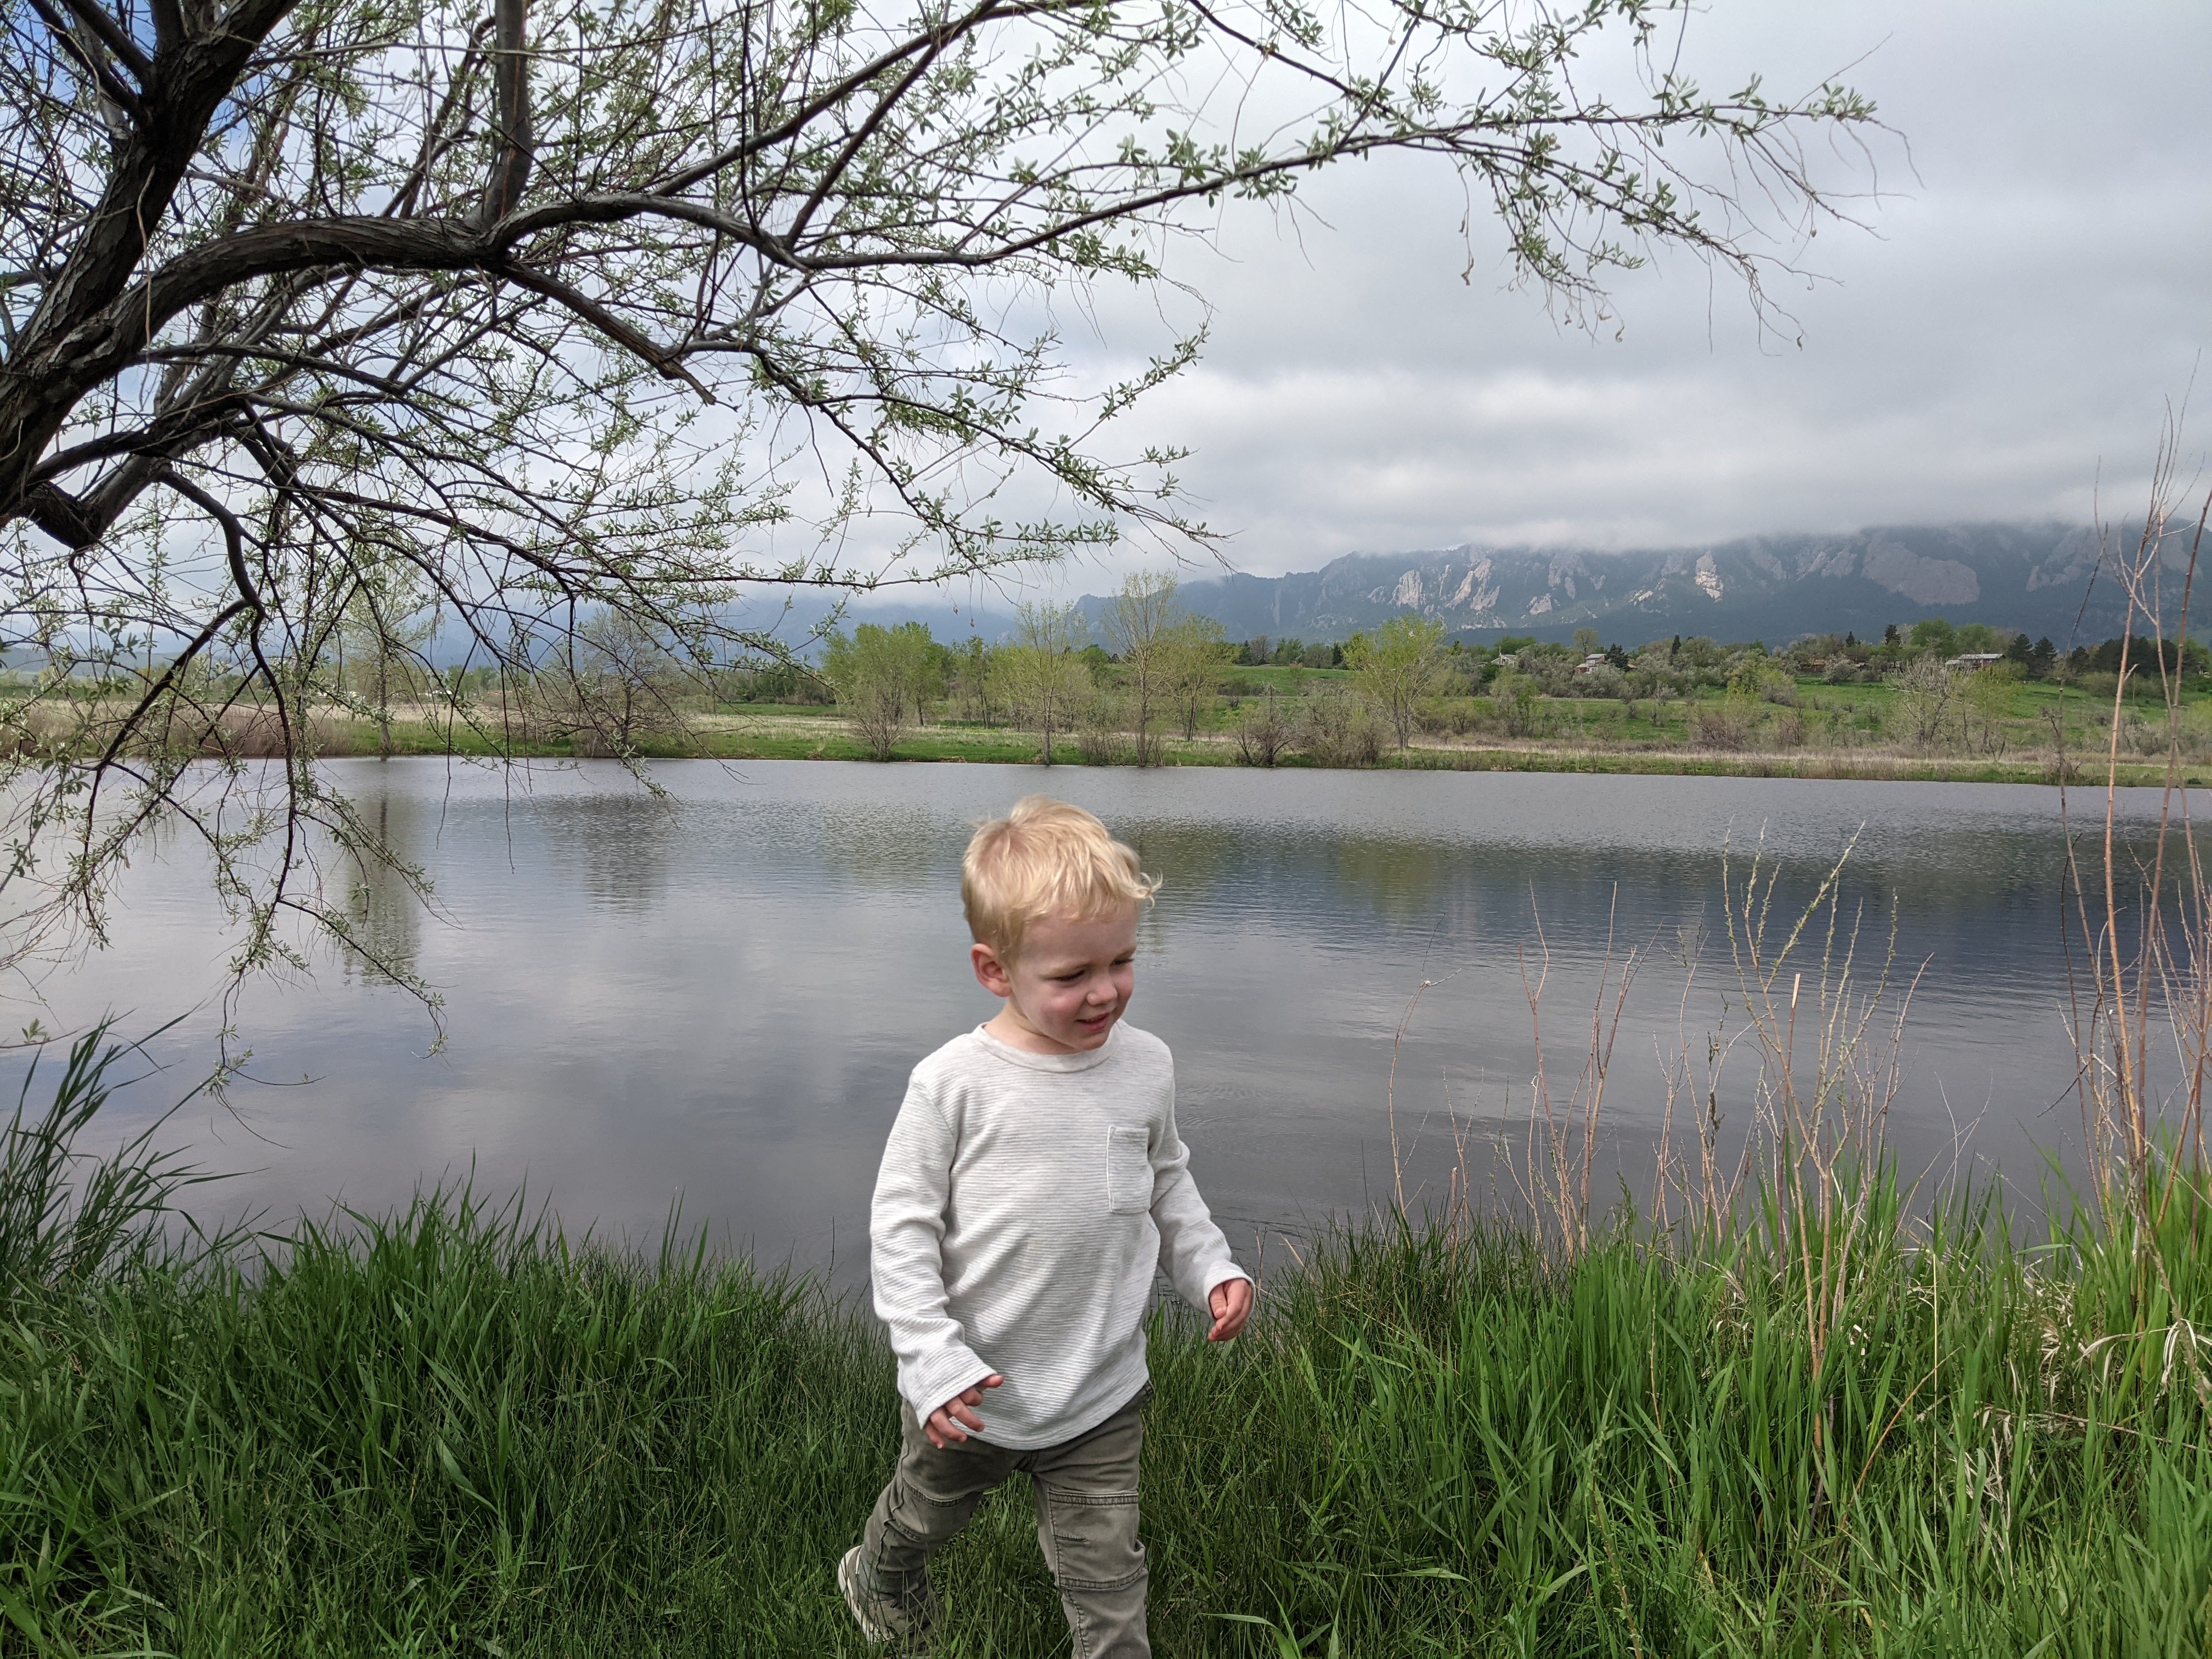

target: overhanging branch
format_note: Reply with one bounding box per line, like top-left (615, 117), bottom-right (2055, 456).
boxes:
top-left (478, 0), bottom-right (533, 226)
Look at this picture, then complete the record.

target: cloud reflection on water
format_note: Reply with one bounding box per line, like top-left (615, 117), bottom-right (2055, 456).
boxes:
top-left (0, 760), bottom-right (2160, 1278)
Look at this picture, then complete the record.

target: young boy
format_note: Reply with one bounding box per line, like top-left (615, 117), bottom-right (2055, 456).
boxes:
top-left (840, 795), bottom-right (1254, 1657)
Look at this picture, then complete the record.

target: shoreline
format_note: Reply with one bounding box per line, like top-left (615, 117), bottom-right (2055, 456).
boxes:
top-left (251, 707), bottom-right (2193, 788)
top-left (26, 672), bottom-right (2192, 787)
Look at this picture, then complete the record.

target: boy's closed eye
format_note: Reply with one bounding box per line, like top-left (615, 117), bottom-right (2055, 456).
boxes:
top-left (1054, 957), bottom-right (1131, 983)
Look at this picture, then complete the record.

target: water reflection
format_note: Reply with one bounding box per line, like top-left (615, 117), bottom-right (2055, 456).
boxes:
top-left (342, 788), bottom-right (424, 988)
top-left (817, 802), bottom-right (959, 895)
top-left (0, 760), bottom-right (2176, 1279)
top-left (537, 789), bottom-right (686, 913)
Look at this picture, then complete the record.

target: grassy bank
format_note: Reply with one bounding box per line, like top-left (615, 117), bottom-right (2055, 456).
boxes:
top-left (22, 668), bottom-right (2203, 787)
top-left (7, 1159), bottom-right (2212, 1654)
top-left (133, 704), bottom-right (2202, 787)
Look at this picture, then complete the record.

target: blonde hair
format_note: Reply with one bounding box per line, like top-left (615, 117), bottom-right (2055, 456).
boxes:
top-left (962, 796), bottom-right (1159, 962)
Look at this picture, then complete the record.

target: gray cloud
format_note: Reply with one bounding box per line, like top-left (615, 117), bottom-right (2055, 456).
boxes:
top-left (1024, 0), bottom-right (2212, 584)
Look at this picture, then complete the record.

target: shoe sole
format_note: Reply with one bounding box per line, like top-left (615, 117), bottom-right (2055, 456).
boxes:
top-left (839, 1545), bottom-right (902, 1646)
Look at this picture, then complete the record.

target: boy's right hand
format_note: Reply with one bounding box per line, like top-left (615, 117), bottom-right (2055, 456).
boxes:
top-left (925, 1374), bottom-right (1003, 1448)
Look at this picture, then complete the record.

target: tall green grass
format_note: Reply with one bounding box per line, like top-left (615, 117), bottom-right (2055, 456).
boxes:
top-left (3, 1133), bottom-right (2210, 1651)
top-left (1188, 1188), bottom-right (2212, 1657)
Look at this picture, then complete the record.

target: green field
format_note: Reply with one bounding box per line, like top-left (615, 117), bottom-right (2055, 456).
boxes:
top-left (13, 666), bottom-right (2209, 787)
top-left (693, 677), bottom-right (2212, 785)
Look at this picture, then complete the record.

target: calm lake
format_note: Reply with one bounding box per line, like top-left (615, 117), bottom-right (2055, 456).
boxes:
top-left (5, 759), bottom-right (2166, 1274)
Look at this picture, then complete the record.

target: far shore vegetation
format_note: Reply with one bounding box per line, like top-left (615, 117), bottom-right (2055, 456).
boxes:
top-left (28, 571), bottom-right (2212, 788)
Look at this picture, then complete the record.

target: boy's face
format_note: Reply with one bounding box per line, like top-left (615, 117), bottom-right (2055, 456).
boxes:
top-left (972, 905), bottom-right (1138, 1054)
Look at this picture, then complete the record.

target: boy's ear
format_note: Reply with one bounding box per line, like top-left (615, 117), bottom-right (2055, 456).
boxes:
top-left (972, 941), bottom-right (1014, 998)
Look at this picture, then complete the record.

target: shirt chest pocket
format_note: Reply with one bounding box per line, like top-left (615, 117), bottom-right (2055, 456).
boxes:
top-left (1105, 1125), bottom-right (1153, 1215)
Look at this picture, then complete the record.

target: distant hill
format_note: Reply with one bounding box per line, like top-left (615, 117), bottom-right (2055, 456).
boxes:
top-left (1095, 522), bottom-right (2150, 651)
top-left (731, 521), bottom-right (2172, 657)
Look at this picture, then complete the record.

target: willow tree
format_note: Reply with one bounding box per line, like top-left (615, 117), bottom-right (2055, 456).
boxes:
top-left (0, 0), bottom-right (1873, 977)
top-left (1346, 613), bottom-right (1446, 748)
top-left (999, 601), bottom-right (1090, 764)
top-left (1104, 569), bottom-right (1178, 765)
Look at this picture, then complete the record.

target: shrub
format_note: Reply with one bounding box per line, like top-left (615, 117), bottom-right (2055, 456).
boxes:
top-left (2181, 701), bottom-right (2212, 759)
top-left (1297, 685), bottom-right (1384, 766)
top-left (1526, 657), bottom-right (1581, 698)
top-left (1889, 655), bottom-right (1959, 751)
top-left (1578, 662), bottom-right (1628, 701)
top-left (1689, 698), bottom-right (1755, 751)
top-left (1488, 670), bottom-right (1543, 737)
top-left (1723, 649), bottom-right (1794, 693)
top-left (1074, 693), bottom-right (1130, 764)
top-left (1233, 692), bottom-right (1292, 766)
top-left (2117, 712), bottom-right (2169, 757)
top-left (1441, 698), bottom-right (1486, 736)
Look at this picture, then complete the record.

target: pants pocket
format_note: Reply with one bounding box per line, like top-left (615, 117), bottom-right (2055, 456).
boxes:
top-left (1037, 1485), bottom-right (1146, 1593)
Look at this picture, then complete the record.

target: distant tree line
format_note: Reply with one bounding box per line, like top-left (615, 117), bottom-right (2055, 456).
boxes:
top-left (783, 583), bottom-right (2212, 764)
top-left (809, 575), bottom-right (1234, 762)
top-left (1235, 638), bottom-right (1346, 669)
top-left (61, 595), bottom-right (2208, 772)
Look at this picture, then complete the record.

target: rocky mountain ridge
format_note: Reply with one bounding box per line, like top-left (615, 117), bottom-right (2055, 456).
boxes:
top-left (1131, 522), bottom-right (2139, 649)
top-left (778, 521), bottom-right (2171, 653)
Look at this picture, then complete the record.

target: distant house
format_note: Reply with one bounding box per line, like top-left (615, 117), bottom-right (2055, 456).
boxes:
top-left (1572, 653), bottom-right (1609, 676)
top-left (1945, 652), bottom-right (2008, 672)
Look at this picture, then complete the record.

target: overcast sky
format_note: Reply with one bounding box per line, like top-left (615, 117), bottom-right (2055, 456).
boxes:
top-left (970, 0), bottom-right (2212, 594)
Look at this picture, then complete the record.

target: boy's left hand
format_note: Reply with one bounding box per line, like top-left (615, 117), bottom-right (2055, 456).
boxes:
top-left (1206, 1277), bottom-right (1254, 1342)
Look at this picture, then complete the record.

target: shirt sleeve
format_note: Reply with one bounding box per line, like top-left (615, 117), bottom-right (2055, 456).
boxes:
top-left (1149, 1084), bottom-right (1251, 1313)
top-left (870, 1073), bottom-right (998, 1419)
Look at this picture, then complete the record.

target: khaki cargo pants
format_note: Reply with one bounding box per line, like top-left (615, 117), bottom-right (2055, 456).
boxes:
top-left (853, 1383), bottom-right (1150, 1658)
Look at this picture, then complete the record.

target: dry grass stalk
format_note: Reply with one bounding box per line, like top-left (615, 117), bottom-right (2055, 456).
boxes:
top-left (1512, 892), bottom-right (1643, 1260)
top-left (1472, 832), bottom-right (1913, 1279)
top-left (2057, 412), bottom-right (2212, 1342)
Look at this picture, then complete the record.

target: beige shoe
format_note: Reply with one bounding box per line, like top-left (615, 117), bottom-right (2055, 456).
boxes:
top-left (838, 1545), bottom-right (934, 1654)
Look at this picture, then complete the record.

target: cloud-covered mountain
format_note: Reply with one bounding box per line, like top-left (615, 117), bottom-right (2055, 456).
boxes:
top-left (1131, 522), bottom-right (2145, 648)
top-left (756, 521), bottom-right (2163, 656)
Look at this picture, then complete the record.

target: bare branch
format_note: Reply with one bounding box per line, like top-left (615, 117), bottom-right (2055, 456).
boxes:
top-left (477, 0), bottom-right (532, 226)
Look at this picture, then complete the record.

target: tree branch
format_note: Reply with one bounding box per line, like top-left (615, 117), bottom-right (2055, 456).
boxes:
top-left (146, 0), bottom-right (183, 53)
top-left (157, 467), bottom-right (266, 617)
top-left (92, 595), bottom-right (251, 774)
top-left (493, 259), bottom-right (716, 401)
top-left (24, 0), bottom-right (145, 120)
top-left (56, 0), bottom-right (155, 88)
top-left (477, 0), bottom-right (533, 227)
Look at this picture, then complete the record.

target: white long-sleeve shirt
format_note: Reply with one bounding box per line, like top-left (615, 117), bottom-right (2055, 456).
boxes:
top-left (868, 1022), bottom-right (1250, 1449)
